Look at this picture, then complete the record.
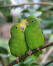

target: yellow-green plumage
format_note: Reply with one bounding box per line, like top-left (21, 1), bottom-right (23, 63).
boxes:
top-left (20, 19), bottom-right (27, 30)
top-left (25, 16), bottom-right (44, 50)
top-left (9, 24), bottom-right (28, 57)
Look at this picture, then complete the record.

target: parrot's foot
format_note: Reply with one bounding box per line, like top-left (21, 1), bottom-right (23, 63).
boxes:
top-left (27, 50), bottom-right (32, 56)
top-left (16, 57), bottom-right (19, 62)
top-left (37, 48), bottom-right (40, 51)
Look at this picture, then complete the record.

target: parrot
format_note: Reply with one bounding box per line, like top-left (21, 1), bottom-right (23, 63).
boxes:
top-left (24, 16), bottom-right (44, 57)
top-left (9, 24), bottom-right (28, 58)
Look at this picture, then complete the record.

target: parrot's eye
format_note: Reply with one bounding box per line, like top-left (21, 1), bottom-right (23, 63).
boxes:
top-left (16, 27), bottom-right (17, 29)
top-left (32, 20), bottom-right (34, 22)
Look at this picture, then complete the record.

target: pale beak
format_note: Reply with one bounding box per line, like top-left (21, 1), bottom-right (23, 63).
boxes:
top-left (20, 25), bottom-right (24, 32)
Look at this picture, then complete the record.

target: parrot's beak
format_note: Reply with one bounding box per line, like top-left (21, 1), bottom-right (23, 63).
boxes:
top-left (20, 25), bottom-right (24, 32)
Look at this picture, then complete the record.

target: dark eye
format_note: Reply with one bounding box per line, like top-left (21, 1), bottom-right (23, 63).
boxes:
top-left (16, 27), bottom-right (17, 29)
top-left (32, 20), bottom-right (33, 22)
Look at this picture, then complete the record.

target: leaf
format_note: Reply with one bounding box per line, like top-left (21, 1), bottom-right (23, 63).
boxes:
top-left (31, 62), bottom-right (40, 66)
top-left (0, 47), bottom-right (8, 54)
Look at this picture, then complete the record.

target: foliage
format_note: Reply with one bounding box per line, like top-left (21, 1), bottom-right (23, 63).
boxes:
top-left (0, 0), bottom-right (11, 16)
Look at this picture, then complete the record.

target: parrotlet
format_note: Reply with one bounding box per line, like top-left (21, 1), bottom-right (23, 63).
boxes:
top-left (24, 16), bottom-right (44, 56)
top-left (9, 24), bottom-right (28, 57)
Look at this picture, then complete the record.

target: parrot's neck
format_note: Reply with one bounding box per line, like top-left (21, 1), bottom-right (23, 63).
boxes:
top-left (30, 22), bottom-right (36, 27)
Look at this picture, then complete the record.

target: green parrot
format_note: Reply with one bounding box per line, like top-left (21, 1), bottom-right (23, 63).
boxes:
top-left (24, 16), bottom-right (44, 56)
top-left (9, 24), bottom-right (28, 57)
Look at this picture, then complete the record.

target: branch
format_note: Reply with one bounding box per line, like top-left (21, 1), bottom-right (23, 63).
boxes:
top-left (41, 47), bottom-right (53, 64)
top-left (0, 2), bottom-right (53, 8)
top-left (44, 59), bottom-right (53, 66)
top-left (8, 42), bottom-right (53, 66)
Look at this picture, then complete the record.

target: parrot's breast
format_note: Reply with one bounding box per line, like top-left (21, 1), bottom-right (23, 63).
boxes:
top-left (25, 24), bottom-right (44, 50)
top-left (9, 32), bottom-right (28, 57)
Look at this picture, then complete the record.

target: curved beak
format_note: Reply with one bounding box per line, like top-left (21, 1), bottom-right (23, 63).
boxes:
top-left (20, 25), bottom-right (24, 32)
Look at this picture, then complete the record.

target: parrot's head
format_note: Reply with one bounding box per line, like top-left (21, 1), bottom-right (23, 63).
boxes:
top-left (27, 16), bottom-right (39, 25)
top-left (10, 24), bottom-right (23, 36)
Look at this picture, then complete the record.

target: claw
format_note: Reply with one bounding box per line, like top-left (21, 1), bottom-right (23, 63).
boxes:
top-left (37, 48), bottom-right (40, 50)
top-left (27, 50), bottom-right (32, 55)
top-left (16, 57), bottom-right (19, 62)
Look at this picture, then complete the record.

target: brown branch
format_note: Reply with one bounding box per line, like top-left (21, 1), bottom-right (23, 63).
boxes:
top-left (0, 2), bottom-right (53, 8)
top-left (8, 42), bottom-right (53, 66)
top-left (44, 59), bottom-right (53, 66)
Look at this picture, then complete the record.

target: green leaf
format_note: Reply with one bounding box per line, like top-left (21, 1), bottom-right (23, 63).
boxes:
top-left (31, 62), bottom-right (40, 66)
top-left (0, 47), bottom-right (8, 54)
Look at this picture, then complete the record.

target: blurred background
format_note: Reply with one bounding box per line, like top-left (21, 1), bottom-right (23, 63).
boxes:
top-left (0, 0), bottom-right (53, 66)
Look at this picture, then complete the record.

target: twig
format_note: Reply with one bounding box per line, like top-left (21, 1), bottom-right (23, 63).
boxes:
top-left (44, 59), bottom-right (53, 66)
top-left (8, 42), bottom-right (53, 66)
top-left (0, 2), bottom-right (53, 8)
top-left (41, 47), bottom-right (53, 64)
top-left (0, 57), bottom-right (4, 66)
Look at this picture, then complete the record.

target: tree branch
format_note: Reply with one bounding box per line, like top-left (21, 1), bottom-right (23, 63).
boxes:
top-left (0, 2), bottom-right (53, 8)
top-left (8, 42), bottom-right (53, 66)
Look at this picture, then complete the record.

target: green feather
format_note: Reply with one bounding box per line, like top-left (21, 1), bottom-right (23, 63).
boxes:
top-left (9, 24), bottom-right (28, 57)
top-left (25, 16), bottom-right (44, 59)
